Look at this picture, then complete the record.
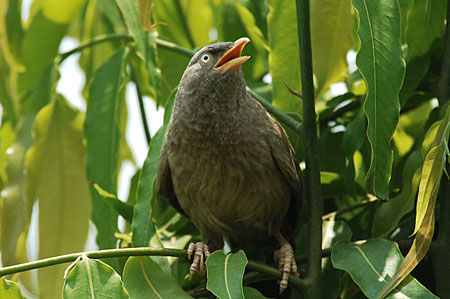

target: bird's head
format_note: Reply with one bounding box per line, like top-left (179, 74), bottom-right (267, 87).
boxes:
top-left (178, 37), bottom-right (251, 98)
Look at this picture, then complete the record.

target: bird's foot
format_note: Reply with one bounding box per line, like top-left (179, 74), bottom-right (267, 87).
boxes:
top-left (187, 242), bottom-right (210, 279)
top-left (274, 243), bottom-right (299, 293)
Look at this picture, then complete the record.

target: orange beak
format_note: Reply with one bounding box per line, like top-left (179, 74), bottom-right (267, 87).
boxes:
top-left (213, 37), bottom-right (250, 74)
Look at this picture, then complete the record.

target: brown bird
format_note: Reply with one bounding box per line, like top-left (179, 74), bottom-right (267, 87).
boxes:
top-left (156, 37), bottom-right (303, 292)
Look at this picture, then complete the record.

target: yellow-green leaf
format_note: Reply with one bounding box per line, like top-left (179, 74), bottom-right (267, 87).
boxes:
top-left (267, 0), bottom-right (302, 115)
top-left (311, 0), bottom-right (354, 94)
top-left (41, 0), bottom-right (88, 24)
top-left (139, 0), bottom-right (153, 31)
top-left (0, 277), bottom-right (27, 299)
top-left (377, 106), bottom-right (450, 298)
top-left (25, 95), bottom-right (91, 299)
top-left (415, 107), bottom-right (450, 233)
top-left (63, 256), bottom-right (129, 299)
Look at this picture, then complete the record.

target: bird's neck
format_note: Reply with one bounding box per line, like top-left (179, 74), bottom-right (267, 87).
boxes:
top-left (174, 83), bottom-right (247, 122)
top-left (170, 85), bottom-right (250, 139)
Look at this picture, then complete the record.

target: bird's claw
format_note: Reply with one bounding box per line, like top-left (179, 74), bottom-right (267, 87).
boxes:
top-left (187, 242), bottom-right (210, 279)
top-left (275, 243), bottom-right (299, 293)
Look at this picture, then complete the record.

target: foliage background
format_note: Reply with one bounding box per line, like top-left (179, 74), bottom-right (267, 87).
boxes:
top-left (0, 0), bottom-right (449, 298)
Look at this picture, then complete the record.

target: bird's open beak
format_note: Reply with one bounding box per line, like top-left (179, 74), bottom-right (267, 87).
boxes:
top-left (213, 37), bottom-right (250, 74)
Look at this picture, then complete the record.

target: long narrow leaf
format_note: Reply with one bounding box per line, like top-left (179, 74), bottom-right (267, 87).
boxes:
top-left (85, 47), bottom-right (128, 250)
top-left (352, 0), bottom-right (406, 199)
top-left (377, 107), bottom-right (450, 298)
top-left (26, 95), bottom-right (91, 299)
top-left (267, 0), bottom-right (302, 115)
top-left (131, 91), bottom-right (175, 247)
top-left (311, 0), bottom-right (354, 93)
top-left (116, 0), bottom-right (161, 102)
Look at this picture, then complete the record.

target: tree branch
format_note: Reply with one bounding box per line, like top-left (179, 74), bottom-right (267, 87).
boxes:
top-left (247, 261), bottom-right (307, 291)
top-left (296, 0), bottom-right (323, 298)
top-left (0, 247), bottom-right (306, 292)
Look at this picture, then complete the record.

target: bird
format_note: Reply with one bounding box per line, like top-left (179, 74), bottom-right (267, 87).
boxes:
top-left (156, 37), bottom-right (303, 293)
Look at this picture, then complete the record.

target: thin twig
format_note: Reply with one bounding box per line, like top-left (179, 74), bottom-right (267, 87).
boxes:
top-left (322, 194), bottom-right (378, 220)
top-left (0, 247), bottom-right (185, 277)
top-left (156, 38), bottom-right (196, 56)
top-left (57, 33), bottom-right (133, 64)
top-left (284, 81), bottom-right (303, 99)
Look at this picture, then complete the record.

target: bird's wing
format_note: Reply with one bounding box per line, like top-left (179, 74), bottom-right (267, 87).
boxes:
top-left (156, 144), bottom-right (189, 218)
top-left (268, 117), bottom-right (303, 236)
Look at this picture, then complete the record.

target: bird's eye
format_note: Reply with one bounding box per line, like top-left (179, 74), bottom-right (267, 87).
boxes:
top-left (200, 53), bottom-right (211, 65)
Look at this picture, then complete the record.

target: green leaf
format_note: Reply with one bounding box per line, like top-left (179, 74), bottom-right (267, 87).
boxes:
top-left (352, 0), bottom-right (406, 199)
top-left (131, 91), bottom-right (175, 247)
top-left (0, 277), bottom-right (27, 299)
top-left (85, 47), bottom-right (128, 250)
top-left (4, 0), bottom-right (24, 62)
top-left (399, 56), bottom-right (431, 106)
top-left (122, 256), bottom-right (192, 299)
top-left (331, 239), bottom-right (437, 299)
top-left (320, 172), bottom-right (361, 199)
top-left (206, 250), bottom-right (248, 299)
top-left (343, 111), bottom-right (367, 195)
top-left (116, 0), bottom-right (161, 102)
top-left (311, 0), bottom-right (354, 93)
top-left (371, 150), bottom-right (422, 237)
top-left (321, 220), bottom-right (353, 299)
top-left (78, 0), bottom-right (122, 98)
top-left (1, 63), bottom-right (58, 293)
top-left (405, 0), bottom-right (447, 61)
top-left (92, 183), bottom-right (134, 224)
top-left (63, 256), bottom-right (129, 299)
top-left (152, 1), bottom-right (195, 104)
top-left (267, 0), bottom-right (302, 115)
top-left (184, 0), bottom-right (214, 46)
top-left (234, 3), bottom-right (268, 80)
top-left (25, 95), bottom-right (91, 299)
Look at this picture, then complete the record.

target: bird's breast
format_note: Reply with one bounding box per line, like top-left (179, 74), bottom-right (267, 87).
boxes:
top-left (165, 114), bottom-right (291, 238)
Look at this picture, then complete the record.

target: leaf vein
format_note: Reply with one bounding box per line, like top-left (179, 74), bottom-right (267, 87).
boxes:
top-left (362, 0), bottom-right (378, 190)
top-left (139, 257), bottom-right (163, 299)
top-left (224, 254), bottom-right (232, 299)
